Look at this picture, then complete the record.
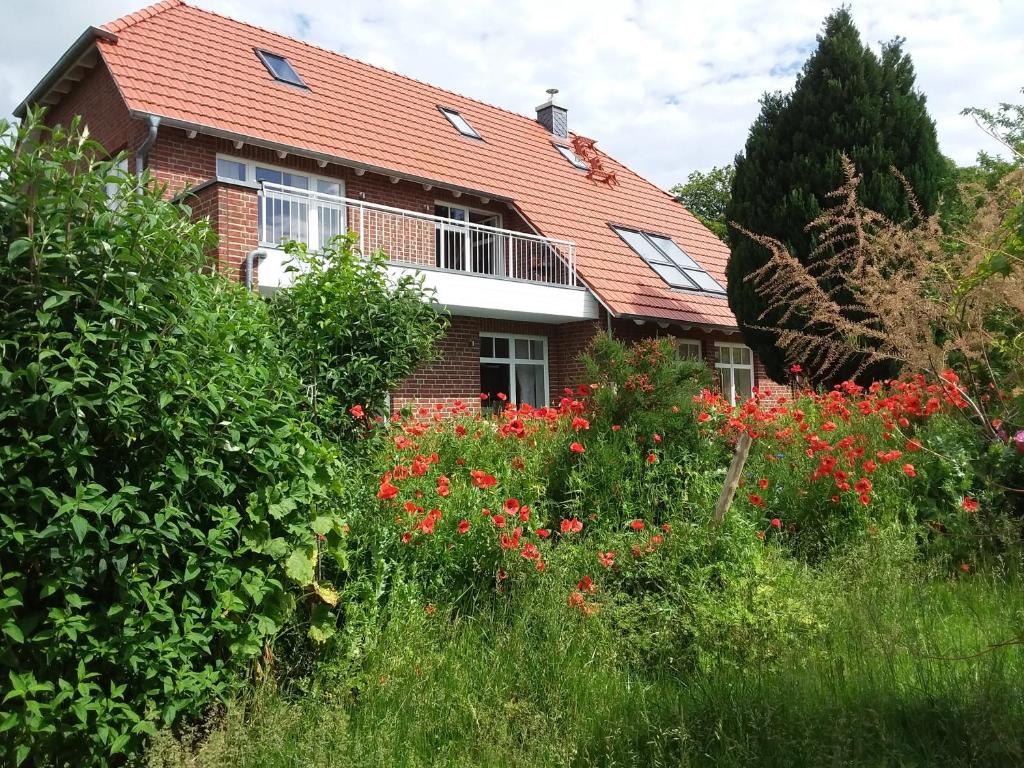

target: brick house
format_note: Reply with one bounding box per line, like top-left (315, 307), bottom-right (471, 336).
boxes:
top-left (16, 0), bottom-right (782, 410)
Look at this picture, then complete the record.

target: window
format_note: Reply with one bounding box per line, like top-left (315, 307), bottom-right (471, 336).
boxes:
top-left (610, 225), bottom-right (725, 294)
top-left (216, 158), bottom-right (247, 182)
top-left (715, 343), bottom-right (754, 405)
top-left (255, 49), bottom-right (307, 88)
top-left (217, 155), bottom-right (346, 252)
top-left (439, 107), bottom-right (482, 139)
top-left (677, 339), bottom-right (702, 361)
top-left (104, 157), bottom-right (129, 205)
top-left (435, 203), bottom-right (503, 275)
top-left (554, 143), bottom-right (588, 170)
top-left (480, 333), bottom-right (548, 407)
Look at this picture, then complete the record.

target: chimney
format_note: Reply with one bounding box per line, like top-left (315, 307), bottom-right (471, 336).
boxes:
top-left (536, 88), bottom-right (568, 138)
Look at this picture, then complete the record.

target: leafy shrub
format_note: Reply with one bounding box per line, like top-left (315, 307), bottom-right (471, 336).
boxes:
top-left (269, 237), bottom-right (447, 438)
top-left (0, 115), bottom-right (345, 764)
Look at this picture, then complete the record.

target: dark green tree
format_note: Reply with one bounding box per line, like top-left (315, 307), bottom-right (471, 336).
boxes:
top-left (670, 164), bottom-right (734, 241)
top-left (726, 7), bottom-right (946, 383)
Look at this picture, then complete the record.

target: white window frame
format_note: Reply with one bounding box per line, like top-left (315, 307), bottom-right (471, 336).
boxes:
top-left (479, 332), bottom-right (549, 407)
top-left (216, 153), bottom-right (346, 251)
top-left (435, 200), bottom-right (504, 275)
top-left (676, 338), bottom-right (702, 361)
top-left (714, 342), bottom-right (754, 406)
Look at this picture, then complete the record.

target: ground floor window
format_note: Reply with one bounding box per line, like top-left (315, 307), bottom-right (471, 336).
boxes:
top-left (677, 338), bottom-right (702, 361)
top-left (480, 333), bottom-right (548, 407)
top-left (715, 342), bottom-right (754, 405)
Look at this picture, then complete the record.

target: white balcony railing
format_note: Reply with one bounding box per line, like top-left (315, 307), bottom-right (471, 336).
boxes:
top-left (258, 182), bottom-right (578, 288)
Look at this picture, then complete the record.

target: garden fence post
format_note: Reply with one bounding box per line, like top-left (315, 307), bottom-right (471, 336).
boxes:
top-left (712, 430), bottom-right (752, 527)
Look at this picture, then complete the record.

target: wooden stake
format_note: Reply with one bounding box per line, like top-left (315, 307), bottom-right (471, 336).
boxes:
top-left (712, 431), bottom-right (752, 527)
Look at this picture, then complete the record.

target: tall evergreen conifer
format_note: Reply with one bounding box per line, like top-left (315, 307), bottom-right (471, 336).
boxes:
top-left (726, 8), bottom-right (945, 383)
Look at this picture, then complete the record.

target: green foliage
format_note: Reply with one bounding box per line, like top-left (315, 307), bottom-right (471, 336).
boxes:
top-left (726, 7), bottom-right (947, 382)
top-left (269, 237), bottom-right (447, 437)
top-left (669, 164), bottom-right (734, 242)
top-left (0, 114), bottom-right (345, 764)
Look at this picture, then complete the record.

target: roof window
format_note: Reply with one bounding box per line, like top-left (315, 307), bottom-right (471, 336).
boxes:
top-left (255, 49), bottom-right (307, 88)
top-left (439, 107), bottom-right (482, 139)
top-left (554, 143), bottom-right (588, 170)
top-left (610, 225), bottom-right (725, 294)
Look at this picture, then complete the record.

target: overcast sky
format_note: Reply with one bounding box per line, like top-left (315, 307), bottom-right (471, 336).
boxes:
top-left (1, 0), bottom-right (1020, 188)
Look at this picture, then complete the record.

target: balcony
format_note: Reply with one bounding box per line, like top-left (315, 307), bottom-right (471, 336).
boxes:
top-left (258, 182), bottom-right (577, 285)
top-left (256, 182), bottom-right (597, 323)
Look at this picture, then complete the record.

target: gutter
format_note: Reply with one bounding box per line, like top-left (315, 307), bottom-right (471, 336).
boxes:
top-left (128, 110), bottom-right (514, 206)
top-left (134, 115), bottom-right (161, 176)
top-left (13, 26), bottom-right (118, 119)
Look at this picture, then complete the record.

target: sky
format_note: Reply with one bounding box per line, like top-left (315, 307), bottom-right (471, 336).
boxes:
top-left (1, 0), bottom-right (1020, 189)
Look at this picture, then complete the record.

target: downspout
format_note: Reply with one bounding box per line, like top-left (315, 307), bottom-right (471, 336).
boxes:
top-left (245, 249), bottom-right (267, 291)
top-left (134, 114), bottom-right (161, 176)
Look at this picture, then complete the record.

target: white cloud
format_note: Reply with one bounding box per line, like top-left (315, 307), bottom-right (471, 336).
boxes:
top-left (1, 0), bottom-right (1020, 187)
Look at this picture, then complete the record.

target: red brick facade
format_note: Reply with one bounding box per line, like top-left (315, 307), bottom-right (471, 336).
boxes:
top-left (41, 58), bottom-right (786, 412)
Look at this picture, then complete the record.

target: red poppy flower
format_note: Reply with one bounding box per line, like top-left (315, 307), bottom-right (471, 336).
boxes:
top-left (629, 519), bottom-right (645, 531)
top-left (470, 470), bottom-right (497, 488)
top-left (854, 477), bottom-right (872, 494)
top-left (560, 518), bottom-right (583, 534)
top-left (401, 532), bottom-right (412, 544)
top-left (962, 497), bottom-right (979, 512)
top-left (577, 575), bottom-right (596, 594)
top-left (425, 603), bottom-right (435, 615)
top-left (902, 463), bottom-right (917, 478)
top-left (479, 393), bottom-right (489, 401)
top-left (570, 442), bottom-right (585, 454)
top-left (349, 404), bottom-right (365, 419)
top-left (748, 493), bottom-right (765, 508)
top-left (960, 562), bottom-right (970, 573)
top-left (535, 528), bottom-right (550, 538)
top-left (521, 542), bottom-right (540, 560)
top-left (653, 433), bottom-right (662, 444)
top-left (789, 364), bottom-right (802, 374)
top-left (770, 518), bottom-right (782, 529)
top-left (503, 498), bottom-right (520, 515)
top-left (859, 493), bottom-right (871, 505)
top-left (646, 453), bottom-right (657, 464)
top-left (497, 392), bottom-right (507, 401)
top-left (598, 551), bottom-right (616, 568)
top-left (377, 478), bottom-right (400, 501)
top-left (457, 519), bottom-right (470, 534)
top-left (568, 591), bottom-right (585, 608)
top-left (492, 514), bottom-right (507, 529)
top-left (572, 416), bottom-right (590, 432)
top-left (862, 459), bottom-right (877, 474)
top-left (611, 424), bottom-right (622, 431)
top-left (697, 413), bottom-right (711, 423)
top-left (758, 478), bottom-right (769, 490)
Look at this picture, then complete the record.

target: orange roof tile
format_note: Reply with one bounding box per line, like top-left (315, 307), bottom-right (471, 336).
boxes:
top-left (97, 0), bottom-right (737, 327)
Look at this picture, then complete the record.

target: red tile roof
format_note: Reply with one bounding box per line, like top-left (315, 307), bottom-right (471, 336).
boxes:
top-left (97, 0), bottom-right (737, 327)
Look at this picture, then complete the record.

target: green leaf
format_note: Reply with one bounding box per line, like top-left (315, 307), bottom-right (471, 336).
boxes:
top-left (70, 514), bottom-right (89, 544)
top-left (284, 548), bottom-right (316, 585)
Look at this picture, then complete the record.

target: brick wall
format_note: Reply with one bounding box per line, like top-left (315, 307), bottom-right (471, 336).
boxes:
top-left (44, 60), bottom-right (145, 159)
top-left (609, 318), bottom-right (789, 404)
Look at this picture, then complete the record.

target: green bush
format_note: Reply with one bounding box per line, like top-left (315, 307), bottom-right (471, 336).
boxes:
top-left (0, 115), bottom-right (345, 764)
top-left (269, 237), bottom-right (447, 438)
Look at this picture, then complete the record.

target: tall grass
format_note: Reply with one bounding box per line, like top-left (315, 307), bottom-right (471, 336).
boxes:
top-left (148, 552), bottom-right (1023, 768)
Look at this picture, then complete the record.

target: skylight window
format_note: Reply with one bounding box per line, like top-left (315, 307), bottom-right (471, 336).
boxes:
top-left (610, 225), bottom-right (726, 294)
top-left (554, 143), bottom-right (588, 170)
top-left (255, 49), bottom-right (307, 88)
top-left (439, 107), bottom-right (482, 139)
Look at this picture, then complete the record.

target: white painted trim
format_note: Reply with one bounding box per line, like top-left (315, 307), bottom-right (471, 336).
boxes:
top-left (386, 265), bottom-right (599, 323)
top-left (480, 331), bottom-right (549, 407)
top-left (714, 342), bottom-right (755, 405)
top-left (215, 152), bottom-right (345, 196)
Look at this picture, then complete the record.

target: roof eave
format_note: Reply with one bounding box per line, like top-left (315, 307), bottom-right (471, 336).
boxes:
top-left (14, 26), bottom-right (118, 118)
top-left (619, 313), bottom-right (740, 334)
top-left (134, 110), bottom-right (517, 205)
